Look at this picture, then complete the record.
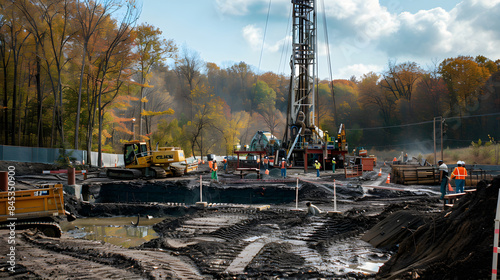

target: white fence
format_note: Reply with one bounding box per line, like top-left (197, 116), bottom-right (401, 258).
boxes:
top-left (0, 145), bottom-right (124, 167)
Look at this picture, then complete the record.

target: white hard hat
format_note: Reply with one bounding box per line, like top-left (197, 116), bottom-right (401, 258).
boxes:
top-left (457, 161), bottom-right (461, 165)
top-left (460, 161), bottom-right (465, 165)
top-left (315, 160), bottom-right (318, 162)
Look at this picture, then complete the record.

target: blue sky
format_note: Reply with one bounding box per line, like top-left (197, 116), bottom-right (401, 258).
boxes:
top-left (138, 0), bottom-right (500, 80)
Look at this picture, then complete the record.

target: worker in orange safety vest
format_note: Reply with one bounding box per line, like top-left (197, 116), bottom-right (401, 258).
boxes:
top-left (280, 158), bottom-right (287, 178)
top-left (450, 161), bottom-right (467, 193)
top-left (222, 157), bottom-right (227, 171)
top-left (263, 156), bottom-right (269, 170)
top-left (211, 159), bottom-right (218, 181)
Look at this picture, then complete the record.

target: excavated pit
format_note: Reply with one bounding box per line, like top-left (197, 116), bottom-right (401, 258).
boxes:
top-left (5, 161), bottom-right (498, 280)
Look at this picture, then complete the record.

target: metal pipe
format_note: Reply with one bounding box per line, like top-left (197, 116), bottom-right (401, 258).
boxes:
top-left (296, 178), bottom-right (299, 209)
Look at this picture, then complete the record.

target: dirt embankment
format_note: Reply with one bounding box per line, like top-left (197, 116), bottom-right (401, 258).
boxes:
top-left (377, 176), bottom-right (500, 279)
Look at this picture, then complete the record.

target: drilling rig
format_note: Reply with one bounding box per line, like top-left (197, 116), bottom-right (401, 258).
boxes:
top-left (282, 0), bottom-right (347, 171)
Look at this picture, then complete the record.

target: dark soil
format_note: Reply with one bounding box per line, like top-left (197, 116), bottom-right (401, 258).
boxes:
top-left (3, 158), bottom-right (498, 280)
top-left (377, 176), bottom-right (500, 280)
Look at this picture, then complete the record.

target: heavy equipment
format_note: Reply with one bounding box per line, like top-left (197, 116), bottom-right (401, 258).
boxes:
top-left (0, 184), bottom-right (74, 238)
top-left (235, 0), bottom-right (348, 171)
top-left (279, 0), bottom-right (348, 171)
top-left (106, 141), bottom-right (198, 179)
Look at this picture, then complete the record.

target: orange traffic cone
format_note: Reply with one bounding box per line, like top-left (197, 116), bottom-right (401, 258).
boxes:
top-left (386, 174), bottom-right (390, 184)
top-left (448, 182), bottom-right (454, 192)
top-left (378, 168), bottom-right (382, 176)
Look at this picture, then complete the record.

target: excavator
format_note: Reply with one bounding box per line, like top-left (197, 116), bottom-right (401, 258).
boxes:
top-left (106, 140), bottom-right (198, 179)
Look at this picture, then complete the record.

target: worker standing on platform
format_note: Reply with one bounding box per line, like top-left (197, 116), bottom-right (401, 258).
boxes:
top-left (332, 158), bottom-right (336, 173)
top-left (211, 159), bottom-right (218, 181)
top-left (280, 158), bottom-right (287, 178)
top-left (314, 160), bottom-right (321, 177)
top-left (223, 157), bottom-right (227, 171)
top-left (450, 161), bottom-right (467, 193)
top-left (438, 160), bottom-right (448, 199)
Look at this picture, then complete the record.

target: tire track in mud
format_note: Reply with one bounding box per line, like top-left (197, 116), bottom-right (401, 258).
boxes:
top-left (20, 232), bottom-right (205, 280)
top-left (144, 207), bottom-right (379, 278)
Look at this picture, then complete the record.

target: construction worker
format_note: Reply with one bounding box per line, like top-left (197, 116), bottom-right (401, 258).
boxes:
top-left (211, 159), bottom-right (218, 181)
top-left (306, 202), bottom-right (322, 216)
top-left (314, 160), bottom-right (321, 177)
top-left (280, 158), bottom-right (287, 178)
top-left (263, 156), bottom-right (269, 170)
top-left (438, 160), bottom-right (449, 199)
top-left (223, 157), bottom-right (227, 171)
top-left (332, 158), bottom-right (336, 173)
top-left (450, 161), bottom-right (467, 193)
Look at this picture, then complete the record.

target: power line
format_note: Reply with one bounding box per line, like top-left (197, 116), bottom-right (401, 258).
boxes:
top-left (257, 0), bottom-right (272, 74)
top-left (346, 112), bottom-right (500, 131)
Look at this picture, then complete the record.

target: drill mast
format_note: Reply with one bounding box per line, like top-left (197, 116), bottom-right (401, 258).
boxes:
top-left (287, 0), bottom-right (317, 144)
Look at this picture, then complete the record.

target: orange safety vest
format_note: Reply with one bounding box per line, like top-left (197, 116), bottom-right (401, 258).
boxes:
top-left (451, 166), bottom-right (467, 180)
top-left (281, 161), bottom-right (286, 169)
top-left (212, 162), bottom-right (218, 171)
top-left (223, 158), bottom-right (227, 164)
top-left (208, 160), bottom-right (213, 169)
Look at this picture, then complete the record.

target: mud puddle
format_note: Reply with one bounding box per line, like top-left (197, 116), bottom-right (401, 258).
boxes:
top-left (61, 216), bottom-right (165, 248)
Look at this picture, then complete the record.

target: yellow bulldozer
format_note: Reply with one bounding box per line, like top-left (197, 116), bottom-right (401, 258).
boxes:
top-left (106, 141), bottom-right (198, 179)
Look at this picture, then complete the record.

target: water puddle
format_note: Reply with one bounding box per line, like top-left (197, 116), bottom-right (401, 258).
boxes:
top-left (60, 216), bottom-right (164, 248)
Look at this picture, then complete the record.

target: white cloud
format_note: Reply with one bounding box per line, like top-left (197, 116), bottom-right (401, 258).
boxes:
top-left (216, 0), bottom-right (253, 16)
top-left (324, 0), bottom-right (399, 41)
top-left (373, 0), bottom-right (500, 60)
top-left (337, 64), bottom-right (383, 79)
top-left (243, 25), bottom-right (263, 50)
top-left (215, 0), bottom-right (289, 16)
top-left (243, 25), bottom-right (291, 54)
top-left (377, 8), bottom-right (453, 57)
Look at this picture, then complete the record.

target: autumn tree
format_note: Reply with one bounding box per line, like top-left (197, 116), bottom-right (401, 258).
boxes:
top-left (185, 84), bottom-right (225, 159)
top-left (73, 0), bottom-right (120, 150)
top-left (174, 47), bottom-right (203, 120)
top-left (381, 61), bottom-right (423, 119)
top-left (358, 72), bottom-right (396, 127)
top-left (86, 0), bottom-right (138, 166)
top-left (0, 0), bottom-right (31, 145)
top-left (439, 56), bottom-right (491, 115)
top-left (133, 23), bottom-right (177, 137)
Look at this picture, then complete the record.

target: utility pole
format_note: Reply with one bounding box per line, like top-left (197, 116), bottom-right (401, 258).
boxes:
top-left (433, 116), bottom-right (444, 165)
top-left (433, 117), bottom-right (436, 165)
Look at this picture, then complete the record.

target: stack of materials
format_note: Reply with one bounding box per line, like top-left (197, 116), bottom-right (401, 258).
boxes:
top-left (391, 164), bottom-right (439, 185)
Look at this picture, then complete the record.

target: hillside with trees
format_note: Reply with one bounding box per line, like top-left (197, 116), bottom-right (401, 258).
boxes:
top-left (1, 0), bottom-right (499, 166)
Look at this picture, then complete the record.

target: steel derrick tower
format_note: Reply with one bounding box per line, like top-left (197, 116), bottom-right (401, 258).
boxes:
top-left (284, 0), bottom-right (318, 159)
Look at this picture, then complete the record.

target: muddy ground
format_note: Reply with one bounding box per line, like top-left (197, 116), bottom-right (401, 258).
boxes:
top-left (1, 161), bottom-right (498, 279)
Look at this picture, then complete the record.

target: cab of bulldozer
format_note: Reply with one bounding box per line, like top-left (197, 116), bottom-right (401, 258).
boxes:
top-left (124, 141), bottom-right (149, 165)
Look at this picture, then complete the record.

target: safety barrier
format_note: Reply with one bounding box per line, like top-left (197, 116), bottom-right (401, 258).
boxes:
top-left (344, 165), bottom-right (362, 178)
top-left (0, 145), bottom-right (123, 167)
